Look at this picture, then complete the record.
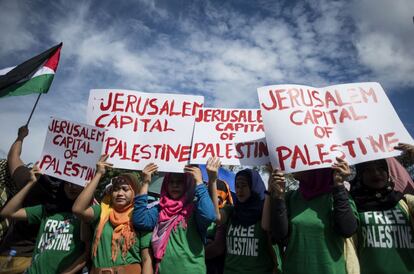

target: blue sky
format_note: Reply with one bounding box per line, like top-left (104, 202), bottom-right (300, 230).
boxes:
top-left (0, 0), bottom-right (413, 163)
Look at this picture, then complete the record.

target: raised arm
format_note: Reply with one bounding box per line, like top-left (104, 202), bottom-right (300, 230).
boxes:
top-left (0, 165), bottom-right (40, 220)
top-left (206, 157), bottom-right (221, 223)
top-left (332, 157), bottom-right (358, 237)
top-left (72, 155), bottom-right (113, 223)
top-left (264, 168), bottom-right (289, 244)
top-left (133, 163), bottom-right (159, 231)
top-left (7, 126), bottom-right (28, 179)
top-left (184, 165), bottom-right (216, 234)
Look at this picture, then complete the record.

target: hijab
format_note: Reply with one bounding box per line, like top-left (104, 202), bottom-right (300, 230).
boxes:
top-left (40, 176), bottom-right (74, 214)
top-left (351, 159), bottom-right (403, 212)
top-left (387, 157), bottom-right (414, 194)
top-left (92, 173), bottom-right (140, 262)
top-left (151, 173), bottom-right (195, 271)
top-left (232, 169), bottom-right (265, 227)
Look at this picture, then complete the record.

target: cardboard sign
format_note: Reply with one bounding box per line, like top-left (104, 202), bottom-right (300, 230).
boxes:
top-left (258, 82), bottom-right (413, 172)
top-left (190, 108), bottom-right (268, 165)
top-left (39, 117), bottom-right (106, 186)
top-left (87, 89), bottom-right (204, 172)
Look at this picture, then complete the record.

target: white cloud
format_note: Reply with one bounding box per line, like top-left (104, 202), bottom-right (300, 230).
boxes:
top-left (349, 0), bottom-right (414, 89)
top-left (0, 1), bottom-right (37, 57)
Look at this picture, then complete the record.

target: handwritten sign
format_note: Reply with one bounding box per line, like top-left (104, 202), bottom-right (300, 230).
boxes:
top-left (39, 117), bottom-right (105, 186)
top-left (190, 108), bottom-right (268, 165)
top-left (87, 89), bottom-right (204, 172)
top-left (258, 82), bottom-right (413, 172)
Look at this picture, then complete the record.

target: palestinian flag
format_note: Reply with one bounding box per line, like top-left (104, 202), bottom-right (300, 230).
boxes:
top-left (0, 43), bottom-right (62, 98)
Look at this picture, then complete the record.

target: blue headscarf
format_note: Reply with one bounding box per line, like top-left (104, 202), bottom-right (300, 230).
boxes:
top-left (232, 169), bottom-right (266, 227)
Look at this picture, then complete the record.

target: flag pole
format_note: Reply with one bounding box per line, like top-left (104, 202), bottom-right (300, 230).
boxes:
top-left (26, 93), bottom-right (42, 126)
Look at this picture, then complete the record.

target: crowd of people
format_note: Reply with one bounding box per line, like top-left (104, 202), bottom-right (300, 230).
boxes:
top-left (0, 125), bottom-right (413, 274)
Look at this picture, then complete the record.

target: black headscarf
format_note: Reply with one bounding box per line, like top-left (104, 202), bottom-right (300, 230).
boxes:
top-left (232, 169), bottom-right (265, 227)
top-left (351, 159), bottom-right (403, 212)
top-left (39, 175), bottom-right (75, 215)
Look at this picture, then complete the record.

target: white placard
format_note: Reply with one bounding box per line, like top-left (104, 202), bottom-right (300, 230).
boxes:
top-left (190, 108), bottom-right (268, 165)
top-left (87, 89), bottom-right (204, 172)
top-left (258, 82), bottom-right (413, 172)
top-left (39, 117), bottom-right (106, 186)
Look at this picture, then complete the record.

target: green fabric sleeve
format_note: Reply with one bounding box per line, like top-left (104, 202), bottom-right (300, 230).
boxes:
top-left (25, 204), bottom-right (45, 224)
top-left (139, 231), bottom-right (152, 249)
top-left (91, 204), bottom-right (101, 224)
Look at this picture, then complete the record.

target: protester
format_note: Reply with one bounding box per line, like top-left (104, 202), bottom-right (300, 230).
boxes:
top-left (207, 157), bottom-right (277, 274)
top-left (263, 157), bottom-right (358, 274)
top-left (0, 126), bottom-right (59, 274)
top-left (0, 164), bottom-right (86, 274)
top-left (72, 155), bottom-right (152, 274)
top-left (205, 179), bottom-right (233, 274)
top-left (0, 159), bottom-right (12, 243)
top-left (350, 143), bottom-right (414, 274)
top-left (133, 162), bottom-right (216, 274)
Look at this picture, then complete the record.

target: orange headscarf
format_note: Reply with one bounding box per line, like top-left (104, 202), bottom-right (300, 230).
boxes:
top-left (92, 174), bottom-right (140, 262)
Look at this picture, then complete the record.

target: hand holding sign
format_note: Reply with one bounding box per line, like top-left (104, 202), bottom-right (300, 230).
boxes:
top-left (269, 169), bottom-right (286, 199)
top-left (332, 157), bottom-right (351, 186)
top-left (142, 163), bottom-right (158, 184)
top-left (96, 154), bottom-right (113, 176)
top-left (206, 157), bottom-right (221, 183)
top-left (184, 165), bottom-right (203, 185)
top-left (29, 164), bottom-right (42, 183)
top-left (394, 143), bottom-right (414, 164)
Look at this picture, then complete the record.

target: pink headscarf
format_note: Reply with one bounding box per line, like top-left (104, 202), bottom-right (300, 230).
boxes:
top-left (387, 157), bottom-right (414, 194)
top-left (151, 173), bottom-right (195, 272)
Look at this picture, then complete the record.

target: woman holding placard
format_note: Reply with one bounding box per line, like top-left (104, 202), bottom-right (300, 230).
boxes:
top-left (263, 157), bottom-right (359, 274)
top-left (72, 155), bottom-right (153, 274)
top-left (207, 157), bottom-right (278, 274)
top-left (0, 165), bottom-right (87, 274)
top-left (133, 163), bottom-right (216, 274)
top-left (350, 143), bottom-right (414, 274)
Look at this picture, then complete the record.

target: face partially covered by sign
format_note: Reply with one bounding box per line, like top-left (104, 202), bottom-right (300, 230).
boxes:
top-left (87, 89), bottom-right (204, 172)
top-left (39, 117), bottom-right (106, 186)
top-left (190, 108), bottom-right (269, 166)
top-left (258, 82), bottom-right (413, 172)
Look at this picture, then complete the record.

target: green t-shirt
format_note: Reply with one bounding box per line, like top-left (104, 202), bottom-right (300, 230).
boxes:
top-left (207, 222), bottom-right (217, 240)
top-left (283, 190), bottom-right (357, 274)
top-left (158, 213), bottom-right (206, 274)
top-left (223, 206), bottom-right (275, 274)
top-left (273, 244), bottom-right (282, 273)
top-left (91, 204), bottom-right (149, 268)
top-left (357, 203), bottom-right (414, 274)
top-left (25, 205), bottom-right (84, 274)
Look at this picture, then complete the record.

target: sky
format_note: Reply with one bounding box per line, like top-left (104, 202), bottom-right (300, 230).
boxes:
top-left (0, 0), bottom-right (413, 164)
